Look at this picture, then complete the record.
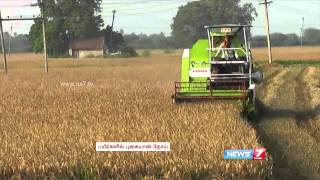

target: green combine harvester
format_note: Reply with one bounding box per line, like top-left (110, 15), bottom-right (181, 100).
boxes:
top-left (172, 24), bottom-right (263, 109)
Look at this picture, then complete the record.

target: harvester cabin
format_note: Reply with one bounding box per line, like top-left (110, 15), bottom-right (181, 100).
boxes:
top-left (68, 36), bottom-right (107, 58)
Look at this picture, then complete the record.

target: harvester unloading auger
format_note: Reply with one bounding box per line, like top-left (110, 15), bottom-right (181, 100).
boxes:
top-left (172, 24), bottom-right (263, 111)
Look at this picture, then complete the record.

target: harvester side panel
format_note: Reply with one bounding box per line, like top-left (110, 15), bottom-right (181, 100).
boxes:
top-left (181, 49), bottom-right (190, 83)
top-left (188, 39), bottom-right (210, 82)
top-left (189, 39), bottom-right (209, 64)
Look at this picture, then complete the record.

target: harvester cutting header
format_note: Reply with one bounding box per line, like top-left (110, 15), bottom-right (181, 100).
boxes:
top-left (172, 24), bottom-right (263, 108)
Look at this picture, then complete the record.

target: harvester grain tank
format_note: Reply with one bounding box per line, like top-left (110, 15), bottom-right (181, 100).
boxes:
top-left (172, 24), bottom-right (263, 109)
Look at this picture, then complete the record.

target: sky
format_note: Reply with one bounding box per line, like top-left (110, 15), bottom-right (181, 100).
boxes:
top-left (0, 0), bottom-right (319, 36)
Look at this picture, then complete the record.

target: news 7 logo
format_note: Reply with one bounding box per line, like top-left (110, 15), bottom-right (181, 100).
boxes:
top-left (224, 148), bottom-right (267, 160)
top-left (253, 148), bottom-right (266, 160)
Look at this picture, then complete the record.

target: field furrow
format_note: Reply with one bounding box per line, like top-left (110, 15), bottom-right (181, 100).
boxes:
top-left (258, 68), bottom-right (289, 104)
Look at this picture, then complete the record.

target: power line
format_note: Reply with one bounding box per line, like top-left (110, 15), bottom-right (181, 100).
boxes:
top-left (102, 1), bottom-right (186, 13)
top-left (101, 0), bottom-right (195, 10)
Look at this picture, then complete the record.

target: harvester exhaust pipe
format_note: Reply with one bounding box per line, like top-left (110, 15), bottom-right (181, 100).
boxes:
top-left (251, 70), bottom-right (263, 84)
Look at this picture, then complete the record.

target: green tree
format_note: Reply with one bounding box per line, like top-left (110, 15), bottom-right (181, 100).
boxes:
top-left (303, 28), bottom-right (320, 45)
top-left (123, 33), bottom-right (176, 49)
top-left (29, 19), bottom-right (43, 53)
top-left (29, 0), bottom-right (103, 56)
top-left (0, 32), bottom-right (32, 52)
top-left (171, 0), bottom-right (257, 47)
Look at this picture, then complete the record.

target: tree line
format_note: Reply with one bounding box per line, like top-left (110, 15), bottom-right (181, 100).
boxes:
top-left (4, 0), bottom-right (318, 55)
top-left (124, 28), bottom-right (320, 49)
top-left (6, 27), bottom-right (320, 54)
top-left (0, 33), bottom-right (32, 53)
top-left (28, 0), bottom-right (257, 54)
top-left (251, 28), bottom-right (320, 47)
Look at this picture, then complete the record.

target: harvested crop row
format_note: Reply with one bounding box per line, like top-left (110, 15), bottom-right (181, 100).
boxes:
top-left (261, 68), bottom-right (289, 103)
top-left (303, 67), bottom-right (320, 108)
top-left (302, 67), bottom-right (320, 141)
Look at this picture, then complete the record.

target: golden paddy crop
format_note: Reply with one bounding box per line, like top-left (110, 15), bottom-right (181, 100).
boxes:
top-left (0, 54), bottom-right (271, 179)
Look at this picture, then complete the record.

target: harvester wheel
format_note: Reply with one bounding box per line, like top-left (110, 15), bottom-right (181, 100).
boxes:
top-left (243, 90), bottom-right (256, 115)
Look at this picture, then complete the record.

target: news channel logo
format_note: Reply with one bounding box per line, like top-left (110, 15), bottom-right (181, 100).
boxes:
top-left (224, 148), bottom-right (266, 160)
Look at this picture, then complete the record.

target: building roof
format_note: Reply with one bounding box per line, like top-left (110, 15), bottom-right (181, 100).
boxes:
top-left (69, 36), bottom-right (106, 50)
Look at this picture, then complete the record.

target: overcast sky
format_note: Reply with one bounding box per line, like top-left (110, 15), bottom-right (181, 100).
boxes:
top-left (0, 0), bottom-right (319, 36)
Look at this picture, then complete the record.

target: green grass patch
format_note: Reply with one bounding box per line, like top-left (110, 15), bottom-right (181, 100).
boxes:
top-left (275, 60), bottom-right (320, 66)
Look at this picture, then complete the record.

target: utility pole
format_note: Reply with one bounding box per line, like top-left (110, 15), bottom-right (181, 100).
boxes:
top-left (41, 0), bottom-right (48, 73)
top-left (260, 0), bottom-right (273, 64)
top-left (0, 11), bottom-right (7, 74)
top-left (109, 10), bottom-right (116, 53)
top-left (300, 17), bottom-right (304, 47)
top-left (8, 25), bottom-right (12, 56)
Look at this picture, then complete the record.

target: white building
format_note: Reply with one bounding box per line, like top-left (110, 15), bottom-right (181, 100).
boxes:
top-left (68, 36), bottom-right (107, 58)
